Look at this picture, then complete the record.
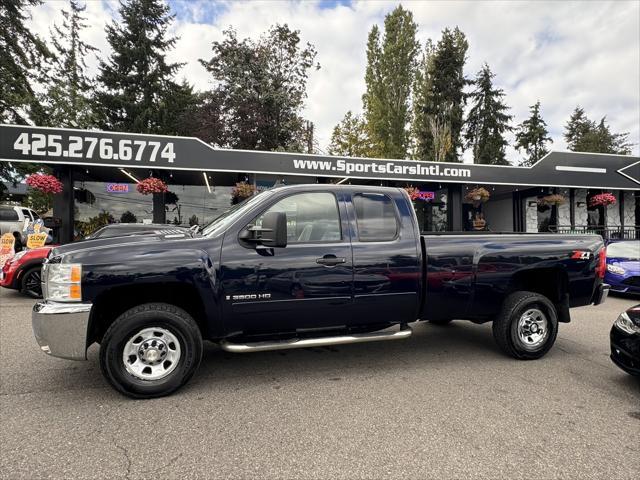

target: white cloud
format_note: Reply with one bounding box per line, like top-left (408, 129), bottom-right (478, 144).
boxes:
top-left (28, 0), bottom-right (640, 161)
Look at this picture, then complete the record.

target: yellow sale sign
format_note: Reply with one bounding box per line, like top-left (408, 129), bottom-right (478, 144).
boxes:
top-left (0, 233), bottom-right (16, 266)
top-left (27, 232), bottom-right (48, 249)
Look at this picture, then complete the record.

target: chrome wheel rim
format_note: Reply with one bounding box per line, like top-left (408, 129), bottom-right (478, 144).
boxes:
top-left (122, 327), bottom-right (181, 381)
top-left (516, 308), bottom-right (549, 351)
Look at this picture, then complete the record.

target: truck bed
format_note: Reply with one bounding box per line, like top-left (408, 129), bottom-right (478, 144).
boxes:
top-left (419, 233), bottom-right (604, 322)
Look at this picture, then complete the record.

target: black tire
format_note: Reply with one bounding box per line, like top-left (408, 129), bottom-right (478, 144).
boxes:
top-left (20, 266), bottom-right (42, 298)
top-left (492, 291), bottom-right (558, 360)
top-left (99, 303), bottom-right (203, 399)
top-left (429, 318), bottom-right (453, 326)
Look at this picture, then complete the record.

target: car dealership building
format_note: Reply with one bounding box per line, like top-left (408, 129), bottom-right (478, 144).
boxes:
top-left (1, 124), bottom-right (638, 243)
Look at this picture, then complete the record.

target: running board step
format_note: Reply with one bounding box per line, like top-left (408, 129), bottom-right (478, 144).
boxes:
top-left (220, 326), bottom-right (412, 353)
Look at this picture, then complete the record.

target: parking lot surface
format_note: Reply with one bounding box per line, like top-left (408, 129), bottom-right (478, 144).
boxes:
top-left (1, 288), bottom-right (639, 479)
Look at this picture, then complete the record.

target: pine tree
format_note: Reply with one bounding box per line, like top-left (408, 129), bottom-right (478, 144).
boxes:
top-left (328, 111), bottom-right (374, 157)
top-left (412, 27), bottom-right (468, 162)
top-left (514, 101), bottom-right (552, 166)
top-left (563, 107), bottom-right (632, 154)
top-left (96, 0), bottom-right (188, 134)
top-left (0, 0), bottom-right (51, 125)
top-left (363, 5), bottom-right (419, 159)
top-left (44, 0), bottom-right (97, 128)
top-left (0, 0), bottom-right (52, 193)
top-left (563, 107), bottom-right (593, 151)
top-left (465, 63), bottom-right (513, 165)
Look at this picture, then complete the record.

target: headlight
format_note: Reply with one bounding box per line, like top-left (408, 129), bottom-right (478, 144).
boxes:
top-left (606, 264), bottom-right (626, 275)
top-left (614, 312), bottom-right (640, 335)
top-left (43, 263), bottom-right (82, 302)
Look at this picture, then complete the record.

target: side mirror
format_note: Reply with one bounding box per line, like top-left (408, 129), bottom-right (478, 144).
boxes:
top-left (239, 211), bottom-right (288, 248)
top-left (260, 211), bottom-right (287, 248)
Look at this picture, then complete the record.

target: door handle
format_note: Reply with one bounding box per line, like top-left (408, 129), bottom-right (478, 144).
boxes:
top-left (316, 255), bottom-right (346, 266)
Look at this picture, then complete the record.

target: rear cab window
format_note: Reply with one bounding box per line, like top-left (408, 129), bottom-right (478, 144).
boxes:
top-left (352, 193), bottom-right (398, 242)
top-left (21, 209), bottom-right (34, 221)
top-left (0, 207), bottom-right (19, 221)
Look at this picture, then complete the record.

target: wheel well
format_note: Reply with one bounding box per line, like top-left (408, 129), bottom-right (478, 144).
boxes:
top-left (87, 283), bottom-right (207, 345)
top-left (508, 268), bottom-right (570, 322)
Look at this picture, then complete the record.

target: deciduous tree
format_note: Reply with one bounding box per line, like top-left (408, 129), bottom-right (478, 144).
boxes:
top-left (363, 5), bottom-right (418, 159)
top-left (199, 24), bottom-right (318, 151)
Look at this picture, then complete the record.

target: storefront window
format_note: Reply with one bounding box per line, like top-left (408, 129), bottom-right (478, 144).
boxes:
top-left (164, 184), bottom-right (233, 227)
top-left (73, 180), bottom-right (235, 237)
top-left (413, 187), bottom-right (448, 232)
top-left (74, 181), bottom-right (153, 236)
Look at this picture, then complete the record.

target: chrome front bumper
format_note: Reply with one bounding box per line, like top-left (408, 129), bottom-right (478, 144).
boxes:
top-left (32, 302), bottom-right (92, 360)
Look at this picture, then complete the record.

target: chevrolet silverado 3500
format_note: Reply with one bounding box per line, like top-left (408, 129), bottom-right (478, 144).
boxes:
top-left (32, 185), bottom-right (609, 398)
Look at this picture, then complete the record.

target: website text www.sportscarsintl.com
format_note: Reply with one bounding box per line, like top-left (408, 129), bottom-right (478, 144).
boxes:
top-left (292, 158), bottom-right (471, 178)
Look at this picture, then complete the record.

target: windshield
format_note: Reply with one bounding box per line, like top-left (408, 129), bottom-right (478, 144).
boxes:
top-left (607, 241), bottom-right (640, 260)
top-left (201, 190), bottom-right (274, 237)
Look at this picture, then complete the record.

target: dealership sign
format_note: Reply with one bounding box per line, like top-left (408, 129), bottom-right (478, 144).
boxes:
top-left (1, 124), bottom-right (638, 189)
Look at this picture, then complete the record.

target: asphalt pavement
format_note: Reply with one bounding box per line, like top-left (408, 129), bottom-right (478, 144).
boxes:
top-left (1, 288), bottom-right (639, 479)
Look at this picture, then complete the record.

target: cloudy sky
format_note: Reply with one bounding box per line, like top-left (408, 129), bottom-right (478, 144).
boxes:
top-left (30, 0), bottom-right (640, 163)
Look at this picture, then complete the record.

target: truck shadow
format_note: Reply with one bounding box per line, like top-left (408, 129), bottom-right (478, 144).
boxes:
top-left (193, 321), bottom-right (505, 386)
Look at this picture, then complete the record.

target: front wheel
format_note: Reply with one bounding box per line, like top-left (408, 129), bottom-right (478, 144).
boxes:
top-left (100, 303), bottom-right (203, 399)
top-left (20, 266), bottom-right (42, 298)
top-left (492, 291), bottom-right (558, 360)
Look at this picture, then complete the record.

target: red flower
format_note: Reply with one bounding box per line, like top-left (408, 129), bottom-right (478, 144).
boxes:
top-left (589, 193), bottom-right (616, 207)
top-left (136, 177), bottom-right (168, 195)
top-left (26, 174), bottom-right (63, 194)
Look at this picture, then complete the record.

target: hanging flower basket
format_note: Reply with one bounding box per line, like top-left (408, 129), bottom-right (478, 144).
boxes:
top-left (136, 177), bottom-right (168, 195)
top-left (25, 174), bottom-right (63, 194)
top-left (404, 186), bottom-right (420, 200)
top-left (464, 187), bottom-right (490, 204)
top-left (538, 194), bottom-right (566, 207)
top-left (589, 193), bottom-right (616, 207)
top-left (231, 182), bottom-right (257, 204)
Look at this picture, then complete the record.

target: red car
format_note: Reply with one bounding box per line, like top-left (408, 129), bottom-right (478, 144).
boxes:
top-left (1, 246), bottom-right (53, 298)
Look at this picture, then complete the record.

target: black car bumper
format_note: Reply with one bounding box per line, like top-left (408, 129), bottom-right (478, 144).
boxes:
top-left (610, 327), bottom-right (640, 376)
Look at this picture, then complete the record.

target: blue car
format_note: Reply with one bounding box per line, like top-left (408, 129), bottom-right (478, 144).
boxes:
top-left (605, 240), bottom-right (640, 295)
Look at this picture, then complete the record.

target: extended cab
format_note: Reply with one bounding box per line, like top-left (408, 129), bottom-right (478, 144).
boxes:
top-left (32, 185), bottom-right (609, 398)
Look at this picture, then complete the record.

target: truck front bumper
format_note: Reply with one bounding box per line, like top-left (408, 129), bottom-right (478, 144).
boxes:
top-left (32, 302), bottom-right (92, 360)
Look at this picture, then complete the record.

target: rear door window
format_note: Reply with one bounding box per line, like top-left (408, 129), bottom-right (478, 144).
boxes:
top-left (353, 193), bottom-right (398, 242)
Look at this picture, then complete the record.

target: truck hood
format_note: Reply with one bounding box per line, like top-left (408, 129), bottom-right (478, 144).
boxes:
top-left (51, 231), bottom-right (195, 258)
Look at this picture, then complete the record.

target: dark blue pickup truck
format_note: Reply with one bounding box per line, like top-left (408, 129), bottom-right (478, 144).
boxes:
top-left (32, 185), bottom-right (609, 398)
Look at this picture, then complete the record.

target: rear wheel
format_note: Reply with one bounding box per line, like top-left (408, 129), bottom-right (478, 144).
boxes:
top-left (492, 291), bottom-right (558, 359)
top-left (99, 303), bottom-right (203, 399)
top-left (20, 267), bottom-right (42, 298)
